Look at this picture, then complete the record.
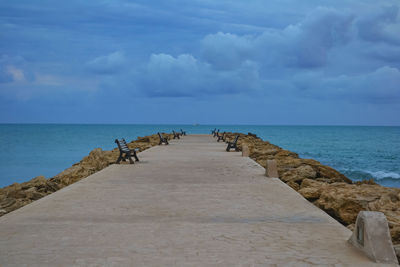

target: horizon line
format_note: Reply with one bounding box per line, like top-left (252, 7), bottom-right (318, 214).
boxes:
top-left (0, 123), bottom-right (399, 127)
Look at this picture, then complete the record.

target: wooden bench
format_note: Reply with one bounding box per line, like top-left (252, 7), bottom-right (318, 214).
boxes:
top-left (226, 135), bottom-right (240, 151)
top-left (158, 132), bottom-right (169, 145)
top-left (213, 129), bottom-right (220, 137)
top-left (115, 138), bottom-right (139, 164)
top-left (217, 132), bottom-right (225, 142)
top-left (172, 130), bottom-right (181, 139)
top-left (180, 129), bottom-right (186, 136)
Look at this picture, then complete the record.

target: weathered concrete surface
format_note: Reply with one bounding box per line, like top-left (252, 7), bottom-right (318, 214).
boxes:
top-left (0, 135), bottom-right (395, 266)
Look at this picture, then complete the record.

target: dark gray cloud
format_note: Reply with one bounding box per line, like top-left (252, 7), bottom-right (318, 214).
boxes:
top-left (357, 6), bottom-right (400, 45)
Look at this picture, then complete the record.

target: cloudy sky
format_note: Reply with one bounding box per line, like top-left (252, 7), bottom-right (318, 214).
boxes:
top-left (1, 0), bottom-right (400, 125)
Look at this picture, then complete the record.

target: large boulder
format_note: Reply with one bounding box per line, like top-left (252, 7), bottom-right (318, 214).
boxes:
top-left (281, 165), bottom-right (317, 184)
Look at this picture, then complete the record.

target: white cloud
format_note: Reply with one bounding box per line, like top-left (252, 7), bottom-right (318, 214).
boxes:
top-left (86, 51), bottom-right (127, 74)
top-left (6, 65), bottom-right (25, 82)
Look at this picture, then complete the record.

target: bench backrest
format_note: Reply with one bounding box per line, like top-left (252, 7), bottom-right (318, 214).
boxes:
top-left (158, 132), bottom-right (166, 140)
top-left (115, 138), bottom-right (130, 152)
top-left (233, 135), bottom-right (239, 144)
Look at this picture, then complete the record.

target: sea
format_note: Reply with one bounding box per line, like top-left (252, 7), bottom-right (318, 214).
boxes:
top-left (0, 124), bottom-right (399, 188)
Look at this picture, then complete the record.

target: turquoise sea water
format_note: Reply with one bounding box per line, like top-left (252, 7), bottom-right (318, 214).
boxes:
top-left (0, 124), bottom-right (399, 188)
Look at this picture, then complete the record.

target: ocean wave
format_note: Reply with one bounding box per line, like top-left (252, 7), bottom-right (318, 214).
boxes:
top-left (341, 168), bottom-right (400, 180)
top-left (340, 168), bottom-right (400, 188)
top-left (364, 170), bottom-right (400, 180)
top-left (371, 177), bottom-right (400, 188)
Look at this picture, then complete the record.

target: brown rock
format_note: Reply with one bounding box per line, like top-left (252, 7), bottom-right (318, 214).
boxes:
top-left (21, 176), bottom-right (46, 190)
top-left (317, 165), bottom-right (352, 183)
top-left (280, 165), bottom-right (317, 183)
top-left (394, 244), bottom-right (400, 263)
top-left (296, 165), bottom-right (317, 179)
top-left (277, 157), bottom-right (303, 170)
top-left (275, 150), bottom-right (299, 159)
top-left (298, 179), bottom-right (325, 200)
top-left (0, 198), bottom-right (16, 209)
top-left (286, 180), bottom-right (300, 191)
top-left (299, 187), bottom-right (321, 200)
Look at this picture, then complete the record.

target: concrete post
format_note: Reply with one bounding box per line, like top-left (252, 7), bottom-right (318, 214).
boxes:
top-left (348, 211), bottom-right (398, 264)
top-left (242, 145), bottom-right (250, 157)
top-left (265, 160), bottom-right (279, 178)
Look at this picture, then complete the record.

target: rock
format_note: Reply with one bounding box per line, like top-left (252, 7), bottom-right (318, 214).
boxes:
top-left (394, 245), bottom-right (400, 263)
top-left (297, 165), bottom-right (317, 179)
top-left (247, 132), bottom-right (259, 139)
top-left (0, 133), bottom-right (163, 217)
top-left (280, 165), bottom-right (317, 183)
top-left (347, 223), bottom-right (355, 232)
top-left (0, 198), bottom-right (16, 209)
top-left (299, 187), bottom-right (321, 200)
top-left (355, 179), bottom-right (377, 185)
top-left (4, 183), bottom-right (22, 194)
top-left (298, 179), bottom-right (325, 200)
top-left (275, 150), bottom-right (299, 158)
top-left (136, 137), bottom-right (150, 142)
top-left (45, 181), bottom-right (60, 192)
top-left (21, 176), bottom-right (46, 190)
top-left (315, 178), bottom-right (333, 183)
top-left (286, 180), bottom-right (300, 191)
top-left (277, 157), bottom-right (303, 170)
top-left (317, 165), bottom-right (352, 183)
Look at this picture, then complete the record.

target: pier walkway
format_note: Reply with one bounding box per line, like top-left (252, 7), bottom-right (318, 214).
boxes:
top-left (0, 135), bottom-right (390, 266)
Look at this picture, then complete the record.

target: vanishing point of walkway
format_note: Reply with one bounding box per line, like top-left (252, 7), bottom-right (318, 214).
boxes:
top-left (0, 135), bottom-right (389, 266)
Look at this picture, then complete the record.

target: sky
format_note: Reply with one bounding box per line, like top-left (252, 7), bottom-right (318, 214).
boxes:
top-left (0, 0), bottom-right (400, 125)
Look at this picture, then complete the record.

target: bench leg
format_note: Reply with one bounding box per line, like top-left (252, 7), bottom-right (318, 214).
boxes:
top-left (116, 152), bottom-right (123, 164)
top-left (127, 153), bottom-right (134, 164)
top-left (133, 151), bottom-right (139, 161)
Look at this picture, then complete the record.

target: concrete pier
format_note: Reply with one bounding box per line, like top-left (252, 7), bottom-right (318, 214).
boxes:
top-left (0, 135), bottom-right (394, 266)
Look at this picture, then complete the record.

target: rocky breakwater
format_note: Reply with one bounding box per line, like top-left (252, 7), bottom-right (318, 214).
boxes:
top-left (0, 133), bottom-right (174, 217)
top-left (224, 132), bottom-right (400, 256)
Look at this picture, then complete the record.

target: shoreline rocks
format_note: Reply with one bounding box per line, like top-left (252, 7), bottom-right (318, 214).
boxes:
top-left (0, 132), bottom-right (174, 217)
top-left (223, 132), bottom-right (400, 248)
